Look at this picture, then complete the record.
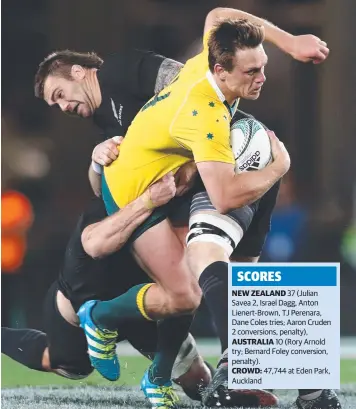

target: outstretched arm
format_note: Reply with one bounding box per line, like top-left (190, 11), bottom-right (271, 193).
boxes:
top-left (204, 7), bottom-right (329, 64)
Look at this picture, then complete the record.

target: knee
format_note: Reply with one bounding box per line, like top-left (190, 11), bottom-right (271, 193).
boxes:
top-left (168, 284), bottom-right (202, 314)
top-left (187, 242), bottom-right (229, 278)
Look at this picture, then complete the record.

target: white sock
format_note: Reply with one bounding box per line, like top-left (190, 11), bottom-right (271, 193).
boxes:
top-left (300, 390), bottom-right (323, 400)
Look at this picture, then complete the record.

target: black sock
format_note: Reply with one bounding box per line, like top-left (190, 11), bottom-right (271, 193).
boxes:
top-left (199, 261), bottom-right (228, 354)
top-left (1, 327), bottom-right (47, 371)
top-left (299, 390), bottom-right (322, 395)
top-left (149, 315), bottom-right (193, 385)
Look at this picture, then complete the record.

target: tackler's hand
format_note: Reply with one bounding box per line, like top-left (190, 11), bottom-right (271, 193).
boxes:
top-left (92, 136), bottom-right (123, 166)
top-left (142, 172), bottom-right (177, 209)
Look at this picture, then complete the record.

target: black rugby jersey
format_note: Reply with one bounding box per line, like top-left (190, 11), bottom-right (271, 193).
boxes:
top-left (93, 49), bottom-right (182, 139)
top-left (57, 198), bottom-right (149, 312)
top-left (56, 51), bottom-right (182, 309)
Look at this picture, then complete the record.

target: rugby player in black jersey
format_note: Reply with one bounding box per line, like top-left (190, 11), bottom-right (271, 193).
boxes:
top-left (1, 176), bottom-right (213, 401)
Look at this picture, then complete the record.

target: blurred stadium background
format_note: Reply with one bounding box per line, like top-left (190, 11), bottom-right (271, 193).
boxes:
top-left (2, 0), bottom-right (356, 398)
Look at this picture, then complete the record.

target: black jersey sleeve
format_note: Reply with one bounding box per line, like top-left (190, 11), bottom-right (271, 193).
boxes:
top-left (61, 198), bottom-right (106, 263)
top-left (78, 198), bottom-right (107, 232)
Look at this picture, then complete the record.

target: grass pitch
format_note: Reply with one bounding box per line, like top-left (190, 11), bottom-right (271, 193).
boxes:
top-left (2, 355), bottom-right (356, 408)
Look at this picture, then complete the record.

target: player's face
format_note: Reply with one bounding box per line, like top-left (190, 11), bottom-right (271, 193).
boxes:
top-left (225, 45), bottom-right (268, 100)
top-left (43, 75), bottom-right (93, 118)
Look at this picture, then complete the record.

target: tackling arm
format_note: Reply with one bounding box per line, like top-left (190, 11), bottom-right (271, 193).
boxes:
top-left (82, 195), bottom-right (153, 259)
top-left (82, 173), bottom-right (176, 258)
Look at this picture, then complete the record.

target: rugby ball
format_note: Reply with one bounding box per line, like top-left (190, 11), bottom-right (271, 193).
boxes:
top-left (230, 118), bottom-right (272, 174)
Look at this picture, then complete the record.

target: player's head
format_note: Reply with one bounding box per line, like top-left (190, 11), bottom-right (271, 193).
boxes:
top-left (208, 19), bottom-right (267, 101)
top-left (34, 50), bottom-right (103, 117)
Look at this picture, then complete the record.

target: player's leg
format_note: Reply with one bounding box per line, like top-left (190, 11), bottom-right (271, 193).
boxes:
top-left (219, 181), bottom-right (289, 408)
top-left (78, 219), bottom-right (200, 407)
top-left (131, 218), bottom-right (202, 317)
top-left (187, 192), bottom-right (261, 353)
top-left (2, 283), bottom-right (93, 380)
top-left (1, 326), bottom-right (91, 380)
top-left (91, 220), bottom-right (200, 325)
top-left (90, 180), bottom-right (199, 391)
top-left (186, 210), bottom-right (256, 407)
top-left (127, 197), bottom-right (206, 401)
top-left (228, 254), bottom-right (280, 407)
top-left (130, 219), bottom-right (205, 406)
top-left (99, 173), bottom-right (201, 321)
top-left (91, 183), bottom-right (200, 326)
top-left (121, 320), bottom-right (213, 402)
top-left (87, 219), bottom-right (199, 330)
top-left (1, 327), bottom-right (48, 371)
top-left (78, 215), bottom-right (197, 388)
top-left (186, 185), bottom-right (282, 408)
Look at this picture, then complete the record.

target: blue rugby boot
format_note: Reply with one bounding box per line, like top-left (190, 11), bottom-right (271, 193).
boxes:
top-left (141, 368), bottom-right (179, 409)
top-left (77, 300), bottom-right (120, 381)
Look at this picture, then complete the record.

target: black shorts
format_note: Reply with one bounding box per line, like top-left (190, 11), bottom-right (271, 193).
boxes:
top-left (44, 282), bottom-right (159, 375)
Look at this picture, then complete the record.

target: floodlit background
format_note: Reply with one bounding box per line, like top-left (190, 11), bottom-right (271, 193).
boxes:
top-left (2, 0), bottom-right (356, 341)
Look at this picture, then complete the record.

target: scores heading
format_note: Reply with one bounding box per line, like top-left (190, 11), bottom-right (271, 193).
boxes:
top-left (236, 270), bottom-right (281, 282)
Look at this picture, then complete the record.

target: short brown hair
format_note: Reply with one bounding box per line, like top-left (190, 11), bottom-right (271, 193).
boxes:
top-left (34, 50), bottom-right (103, 99)
top-left (208, 19), bottom-right (264, 73)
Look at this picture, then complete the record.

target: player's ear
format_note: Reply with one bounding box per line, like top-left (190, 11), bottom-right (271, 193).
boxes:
top-left (71, 65), bottom-right (86, 80)
top-left (214, 64), bottom-right (226, 81)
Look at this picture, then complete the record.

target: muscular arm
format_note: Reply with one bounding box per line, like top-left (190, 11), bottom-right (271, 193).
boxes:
top-left (204, 7), bottom-right (294, 54)
top-left (197, 160), bottom-right (284, 214)
top-left (204, 8), bottom-right (329, 63)
top-left (81, 195), bottom-right (153, 259)
top-left (181, 115), bottom-right (289, 214)
top-left (82, 172), bottom-right (176, 258)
